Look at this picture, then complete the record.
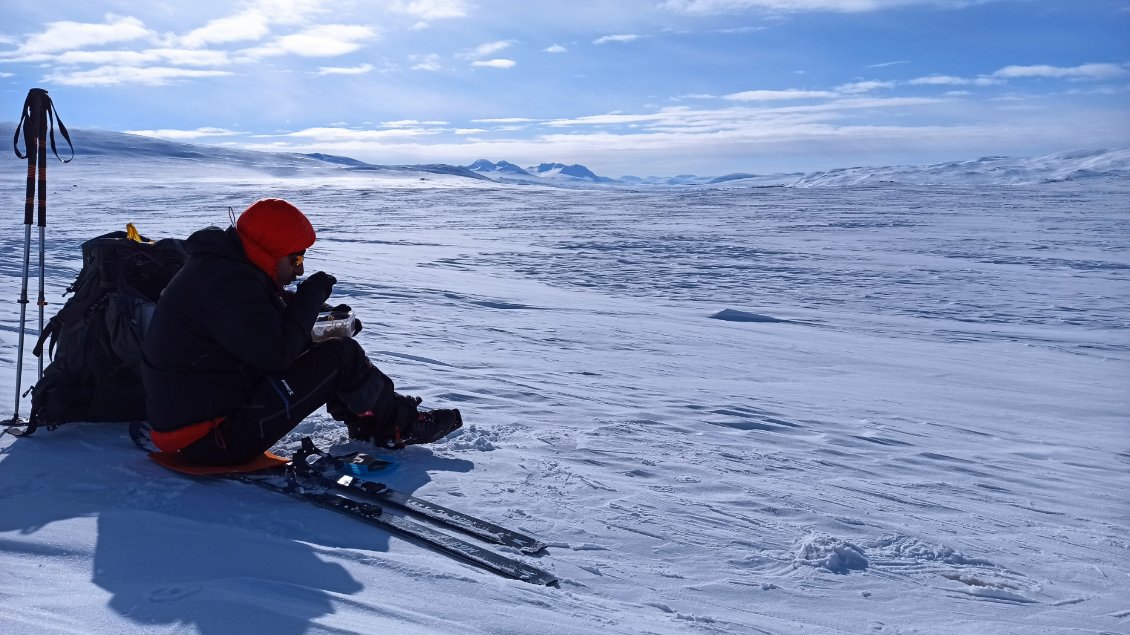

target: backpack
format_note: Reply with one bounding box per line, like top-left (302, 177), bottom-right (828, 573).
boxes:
top-left (27, 227), bottom-right (186, 432)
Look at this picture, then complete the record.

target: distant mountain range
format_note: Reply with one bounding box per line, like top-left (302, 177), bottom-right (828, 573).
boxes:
top-left (466, 158), bottom-right (785, 186)
top-left (2, 122), bottom-right (1126, 188)
top-left (466, 152), bottom-right (1130, 187)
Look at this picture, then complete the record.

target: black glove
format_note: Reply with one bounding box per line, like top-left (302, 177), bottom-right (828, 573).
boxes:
top-left (298, 271), bottom-right (336, 303)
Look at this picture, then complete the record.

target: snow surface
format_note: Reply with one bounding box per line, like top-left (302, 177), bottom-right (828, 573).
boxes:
top-left (0, 138), bottom-right (1128, 634)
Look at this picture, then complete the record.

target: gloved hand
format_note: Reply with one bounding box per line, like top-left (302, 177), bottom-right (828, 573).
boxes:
top-left (328, 304), bottom-right (362, 334)
top-left (298, 271), bottom-right (336, 303)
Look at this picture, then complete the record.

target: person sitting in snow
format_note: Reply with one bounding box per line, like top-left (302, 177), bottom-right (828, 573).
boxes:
top-left (140, 198), bottom-right (461, 465)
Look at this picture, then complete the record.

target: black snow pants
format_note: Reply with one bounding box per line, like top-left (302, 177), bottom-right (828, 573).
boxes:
top-left (178, 338), bottom-right (395, 465)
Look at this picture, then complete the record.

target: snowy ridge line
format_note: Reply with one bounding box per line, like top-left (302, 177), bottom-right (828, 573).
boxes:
top-left (1, 122), bottom-right (1125, 187)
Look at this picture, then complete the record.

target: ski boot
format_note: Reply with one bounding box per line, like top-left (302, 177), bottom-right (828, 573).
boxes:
top-left (339, 394), bottom-right (462, 449)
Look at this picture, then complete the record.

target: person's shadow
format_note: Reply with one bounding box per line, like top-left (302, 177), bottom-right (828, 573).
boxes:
top-left (0, 422), bottom-right (473, 634)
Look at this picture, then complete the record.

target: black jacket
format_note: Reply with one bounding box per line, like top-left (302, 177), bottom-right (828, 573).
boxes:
top-left (141, 226), bottom-right (323, 431)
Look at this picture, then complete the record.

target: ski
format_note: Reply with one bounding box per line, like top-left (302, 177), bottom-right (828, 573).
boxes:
top-left (238, 469), bottom-right (559, 586)
top-left (293, 440), bottom-right (547, 554)
top-left (343, 477), bottom-right (547, 554)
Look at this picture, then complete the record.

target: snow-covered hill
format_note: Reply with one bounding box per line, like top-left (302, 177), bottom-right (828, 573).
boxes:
top-left (783, 148), bottom-right (1130, 187)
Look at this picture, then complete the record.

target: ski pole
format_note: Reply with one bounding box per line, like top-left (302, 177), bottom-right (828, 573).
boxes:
top-left (5, 88), bottom-right (71, 432)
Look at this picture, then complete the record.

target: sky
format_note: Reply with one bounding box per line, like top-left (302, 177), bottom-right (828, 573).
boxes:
top-left (1, 0), bottom-right (1128, 176)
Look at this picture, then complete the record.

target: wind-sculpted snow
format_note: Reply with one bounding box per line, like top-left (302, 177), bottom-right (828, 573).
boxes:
top-left (0, 147), bottom-right (1127, 634)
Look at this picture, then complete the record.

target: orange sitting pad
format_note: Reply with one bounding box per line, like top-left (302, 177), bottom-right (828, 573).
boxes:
top-left (148, 451), bottom-right (289, 475)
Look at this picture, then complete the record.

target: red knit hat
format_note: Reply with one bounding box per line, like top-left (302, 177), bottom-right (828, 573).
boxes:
top-left (235, 198), bottom-right (316, 277)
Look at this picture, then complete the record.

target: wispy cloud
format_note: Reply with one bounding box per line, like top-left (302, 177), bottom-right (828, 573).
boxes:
top-left (316, 63), bottom-right (374, 75)
top-left (125, 127), bottom-right (239, 139)
top-left (383, 119), bottom-right (449, 127)
top-left (472, 117), bottom-right (541, 124)
top-left (991, 63), bottom-right (1127, 80)
top-left (283, 126), bottom-right (447, 141)
top-left (659, 0), bottom-right (992, 14)
top-left (837, 80), bottom-right (896, 93)
top-left (472, 59), bottom-right (517, 69)
top-left (593, 34), bottom-right (641, 45)
top-left (16, 15), bottom-right (153, 56)
top-left (543, 44), bottom-right (568, 54)
top-left (178, 9), bottom-right (271, 48)
top-left (54, 48), bottom-right (229, 67)
top-left (410, 53), bottom-right (443, 71)
top-left (909, 74), bottom-right (975, 85)
top-left (724, 89), bottom-right (838, 101)
top-left (45, 66), bottom-right (232, 87)
top-left (458, 40), bottom-right (515, 60)
top-left (240, 24), bottom-right (376, 59)
top-left (389, 0), bottom-right (469, 20)
top-left (867, 60), bottom-right (910, 68)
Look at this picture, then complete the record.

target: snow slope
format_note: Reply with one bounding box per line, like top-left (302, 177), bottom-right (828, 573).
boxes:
top-left (0, 140), bottom-right (1128, 634)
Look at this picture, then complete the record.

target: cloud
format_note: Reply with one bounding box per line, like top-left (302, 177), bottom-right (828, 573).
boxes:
top-left (252, 0), bottom-right (332, 24)
top-left (991, 63), bottom-right (1128, 80)
top-left (383, 119), bottom-right (449, 127)
top-left (222, 86), bottom-right (1125, 176)
top-left (909, 74), bottom-right (972, 85)
top-left (44, 65), bottom-right (232, 87)
top-left (837, 80), bottom-right (896, 93)
top-left (724, 89), bottom-right (838, 101)
top-left (316, 63), bottom-right (374, 75)
top-left (410, 53), bottom-right (443, 71)
top-left (593, 34), bottom-right (641, 45)
top-left (544, 44), bottom-right (568, 54)
top-left (867, 60), bottom-right (910, 68)
top-left (472, 117), bottom-right (541, 123)
top-left (472, 59), bottom-right (517, 69)
top-left (54, 48), bottom-right (230, 67)
top-left (909, 74), bottom-right (1000, 86)
top-left (178, 9), bottom-right (271, 48)
top-left (175, 0), bottom-right (332, 47)
top-left (458, 40), bottom-right (514, 60)
top-left (658, 0), bottom-right (987, 14)
top-left (283, 126), bottom-right (446, 141)
top-left (17, 14), bottom-right (154, 55)
top-left (241, 25), bottom-right (376, 59)
top-left (389, 0), bottom-right (469, 19)
top-left (125, 127), bottom-right (239, 139)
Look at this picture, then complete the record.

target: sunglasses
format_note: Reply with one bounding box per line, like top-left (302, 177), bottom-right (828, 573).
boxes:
top-left (290, 253), bottom-right (305, 267)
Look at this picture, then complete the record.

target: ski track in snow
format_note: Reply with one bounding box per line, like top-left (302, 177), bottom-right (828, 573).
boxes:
top-left (0, 157), bottom-right (1128, 634)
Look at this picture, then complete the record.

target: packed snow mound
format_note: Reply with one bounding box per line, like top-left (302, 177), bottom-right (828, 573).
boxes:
top-left (709, 309), bottom-right (789, 323)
